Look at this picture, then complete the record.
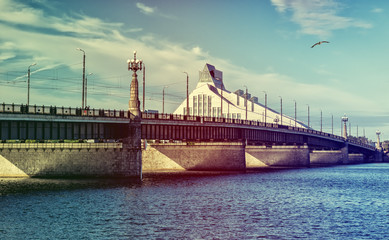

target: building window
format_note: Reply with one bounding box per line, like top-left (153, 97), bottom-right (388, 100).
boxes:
top-left (198, 94), bottom-right (202, 115)
top-left (203, 94), bottom-right (207, 116)
top-left (237, 113), bottom-right (241, 119)
top-left (193, 96), bottom-right (197, 115)
top-left (232, 113), bottom-right (236, 119)
top-left (237, 95), bottom-right (240, 106)
top-left (208, 96), bottom-right (212, 117)
top-left (251, 101), bottom-right (254, 112)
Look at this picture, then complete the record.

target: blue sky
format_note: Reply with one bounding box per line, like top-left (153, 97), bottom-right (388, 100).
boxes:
top-left (0, 0), bottom-right (388, 140)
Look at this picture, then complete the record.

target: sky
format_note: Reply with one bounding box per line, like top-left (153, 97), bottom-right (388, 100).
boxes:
top-left (0, 0), bottom-right (388, 141)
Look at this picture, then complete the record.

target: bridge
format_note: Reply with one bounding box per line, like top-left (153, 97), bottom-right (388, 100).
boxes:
top-left (0, 53), bottom-right (384, 178)
top-left (0, 103), bottom-right (380, 177)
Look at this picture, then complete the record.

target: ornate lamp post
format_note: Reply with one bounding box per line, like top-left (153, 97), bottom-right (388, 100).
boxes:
top-left (127, 51), bottom-right (143, 117)
top-left (376, 130), bottom-right (382, 150)
top-left (27, 63), bottom-right (37, 106)
top-left (342, 114), bottom-right (348, 139)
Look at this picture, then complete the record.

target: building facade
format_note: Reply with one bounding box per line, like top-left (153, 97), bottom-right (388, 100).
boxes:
top-left (174, 64), bottom-right (306, 128)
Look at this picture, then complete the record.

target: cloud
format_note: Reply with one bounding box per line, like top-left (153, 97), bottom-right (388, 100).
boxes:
top-left (0, 0), bottom-right (385, 139)
top-left (270, 0), bottom-right (372, 37)
top-left (371, 8), bottom-right (383, 13)
top-left (136, 2), bottom-right (155, 15)
top-left (135, 2), bottom-right (176, 19)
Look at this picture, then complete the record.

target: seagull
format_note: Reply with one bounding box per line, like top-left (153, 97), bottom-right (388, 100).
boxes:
top-left (311, 41), bottom-right (330, 48)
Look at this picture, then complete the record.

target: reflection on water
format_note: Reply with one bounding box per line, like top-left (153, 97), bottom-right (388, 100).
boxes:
top-left (1, 164), bottom-right (389, 239)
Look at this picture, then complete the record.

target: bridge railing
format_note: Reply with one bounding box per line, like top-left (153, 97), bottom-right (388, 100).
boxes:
top-left (141, 112), bottom-right (375, 150)
top-left (0, 103), bottom-right (129, 119)
top-left (1, 104), bottom-right (374, 150)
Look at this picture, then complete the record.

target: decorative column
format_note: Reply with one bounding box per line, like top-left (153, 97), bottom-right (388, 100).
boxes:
top-left (376, 130), bottom-right (382, 150)
top-left (127, 51), bottom-right (143, 118)
top-left (342, 114), bottom-right (348, 139)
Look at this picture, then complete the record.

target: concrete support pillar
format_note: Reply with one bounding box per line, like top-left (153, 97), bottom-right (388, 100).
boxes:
top-left (375, 151), bottom-right (383, 162)
top-left (245, 144), bottom-right (310, 168)
top-left (310, 150), bottom-right (344, 165)
top-left (341, 142), bottom-right (349, 164)
top-left (142, 142), bottom-right (246, 172)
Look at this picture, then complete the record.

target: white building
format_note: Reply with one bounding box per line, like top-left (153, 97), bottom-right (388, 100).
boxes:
top-left (174, 63), bottom-right (306, 128)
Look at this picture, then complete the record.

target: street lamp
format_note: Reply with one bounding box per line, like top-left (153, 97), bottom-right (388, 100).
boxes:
top-left (263, 91), bottom-right (267, 124)
top-left (220, 78), bottom-right (223, 118)
top-left (306, 104), bottom-right (310, 129)
top-left (293, 99), bottom-right (297, 127)
top-left (183, 72), bottom-right (189, 116)
top-left (163, 86), bottom-right (168, 114)
top-left (243, 85), bottom-right (248, 120)
top-left (127, 50), bottom-right (143, 117)
top-left (376, 130), bottom-right (381, 149)
top-left (341, 114), bottom-right (348, 139)
top-left (27, 63), bottom-right (37, 106)
top-left (76, 48), bottom-right (86, 109)
top-left (279, 96), bottom-right (282, 125)
top-left (85, 73), bottom-right (93, 108)
top-left (142, 64), bottom-right (146, 112)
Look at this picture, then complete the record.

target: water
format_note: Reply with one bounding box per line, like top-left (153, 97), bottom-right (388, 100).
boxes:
top-left (1, 164), bottom-right (389, 239)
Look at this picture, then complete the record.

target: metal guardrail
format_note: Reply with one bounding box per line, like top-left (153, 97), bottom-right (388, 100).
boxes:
top-left (0, 104), bottom-right (374, 151)
top-left (0, 143), bottom-right (123, 149)
top-left (0, 103), bottom-right (129, 118)
top-left (141, 112), bottom-right (375, 151)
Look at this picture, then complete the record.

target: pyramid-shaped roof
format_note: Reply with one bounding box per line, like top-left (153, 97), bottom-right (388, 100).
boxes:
top-left (197, 63), bottom-right (225, 90)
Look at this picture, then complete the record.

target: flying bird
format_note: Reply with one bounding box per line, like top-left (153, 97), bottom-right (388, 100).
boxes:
top-left (311, 41), bottom-right (330, 48)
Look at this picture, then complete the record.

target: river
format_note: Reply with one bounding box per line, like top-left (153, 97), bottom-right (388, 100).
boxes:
top-left (1, 163), bottom-right (389, 239)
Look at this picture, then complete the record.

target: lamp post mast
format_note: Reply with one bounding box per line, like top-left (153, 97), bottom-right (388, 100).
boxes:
top-left (127, 51), bottom-right (143, 118)
top-left (244, 85), bottom-right (248, 120)
top-left (85, 72), bottom-right (93, 108)
top-left (143, 64), bottom-right (145, 112)
top-left (183, 72), bottom-right (189, 116)
top-left (27, 63), bottom-right (37, 106)
top-left (294, 100), bottom-right (297, 127)
top-left (342, 114), bottom-right (348, 139)
top-left (220, 79), bottom-right (223, 118)
top-left (279, 96), bottom-right (282, 125)
top-left (263, 91), bottom-right (267, 124)
top-left (76, 48), bottom-right (86, 109)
